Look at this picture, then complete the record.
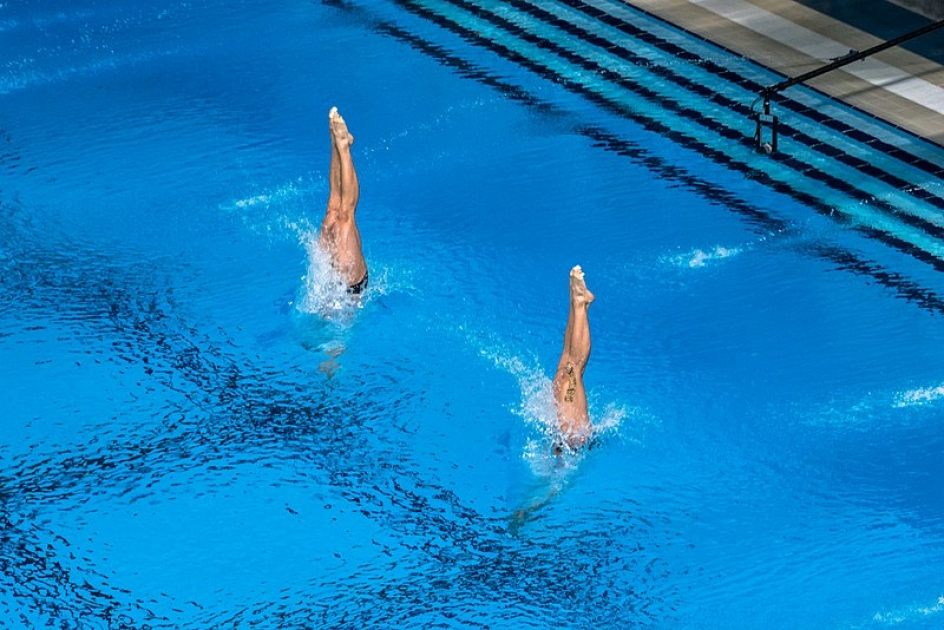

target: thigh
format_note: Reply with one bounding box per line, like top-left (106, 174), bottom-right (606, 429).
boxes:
top-left (553, 367), bottom-right (589, 423)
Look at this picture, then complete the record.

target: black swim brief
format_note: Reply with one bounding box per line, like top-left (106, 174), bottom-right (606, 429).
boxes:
top-left (347, 271), bottom-right (369, 295)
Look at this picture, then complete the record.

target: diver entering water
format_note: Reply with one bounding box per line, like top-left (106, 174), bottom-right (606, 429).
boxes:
top-left (509, 266), bottom-right (597, 535)
top-left (319, 106), bottom-right (368, 294)
top-left (551, 264), bottom-right (595, 452)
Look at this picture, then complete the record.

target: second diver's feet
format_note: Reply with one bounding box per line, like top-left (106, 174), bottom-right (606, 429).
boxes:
top-left (329, 106), bottom-right (354, 148)
top-left (570, 265), bottom-right (595, 307)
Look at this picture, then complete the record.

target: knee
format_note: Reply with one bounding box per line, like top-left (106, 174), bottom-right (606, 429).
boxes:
top-left (574, 359), bottom-right (588, 375)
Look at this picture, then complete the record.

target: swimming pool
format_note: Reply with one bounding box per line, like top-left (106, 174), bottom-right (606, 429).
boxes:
top-left (2, 0), bottom-right (944, 627)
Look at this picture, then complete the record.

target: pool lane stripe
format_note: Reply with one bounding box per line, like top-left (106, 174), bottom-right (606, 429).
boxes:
top-left (321, 0), bottom-right (944, 313)
top-left (423, 0), bottom-right (944, 225)
top-left (402, 0), bottom-right (944, 255)
top-left (476, 0), bottom-right (944, 222)
top-left (545, 0), bottom-right (944, 202)
top-left (569, 0), bottom-right (944, 184)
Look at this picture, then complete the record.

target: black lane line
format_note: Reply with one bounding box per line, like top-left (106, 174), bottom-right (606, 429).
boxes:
top-left (434, 0), bottom-right (944, 240)
top-left (563, 0), bottom-right (944, 180)
top-left (516, 0), bottom-right (944, 212)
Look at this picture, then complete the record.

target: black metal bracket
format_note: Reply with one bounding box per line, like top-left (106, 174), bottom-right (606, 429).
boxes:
top-left (753, 93), bottom-right (778, 153)
top-left (749, 18), bottom-right (944, 153)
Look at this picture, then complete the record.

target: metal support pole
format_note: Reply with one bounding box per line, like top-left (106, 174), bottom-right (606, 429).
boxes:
top-left (749, 18), bottom-right (944, 153)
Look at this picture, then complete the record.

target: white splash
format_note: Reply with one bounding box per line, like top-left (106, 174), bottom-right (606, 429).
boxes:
top-left (591, 401), bottom-right (628, 437)
top-left (294, 228), bottom-right (358, 318)
top-left (894, 383), bottom-right (944, 408)
top-left (479, 345), bottom-right (626, 478)
top-left (233, 193), bottom-right (274, 209)
top-left (232, 180), bottom-right (309, 212)
top-left (226, 177), bottom-right (322, 241)
top-left (872, 595), bottom-right (944, 625)
top-left (794, 376), bottom-right (944, 431)
top-left (481, 350), bottom-right (556, 433)
top-left (667, 244), bottom-right (741, 269)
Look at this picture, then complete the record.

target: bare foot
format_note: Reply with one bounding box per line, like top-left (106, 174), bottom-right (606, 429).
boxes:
top-left (569, 265), bottom-right (595, 306)
top-left (329, 106), bottom-right (354, 148)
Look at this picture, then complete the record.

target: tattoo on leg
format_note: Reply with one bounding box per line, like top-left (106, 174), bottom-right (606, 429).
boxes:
top-left (564, 364), bottom-right (576, 403)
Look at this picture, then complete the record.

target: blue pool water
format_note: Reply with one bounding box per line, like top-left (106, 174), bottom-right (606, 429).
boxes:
top-left (2, 0), bottom-right (944, 627)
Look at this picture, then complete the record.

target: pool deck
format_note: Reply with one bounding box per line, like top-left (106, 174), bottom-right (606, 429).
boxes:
top-left (623, 0), bottom-right (944, 147)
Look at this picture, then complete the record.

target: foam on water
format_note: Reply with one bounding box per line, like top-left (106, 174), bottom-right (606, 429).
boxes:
top-left (227, 177), bottom-right (324, 240)
top-left (232, 179), bottom-right (314, 213)
top-left (894, 382), bottom-right (944, 408)
top-left (665, 244), bottom-right (742, 269)
top-left (871, 595), bottom-right (944, 625)
top-left (800, 376), bottom-right (944, 431)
